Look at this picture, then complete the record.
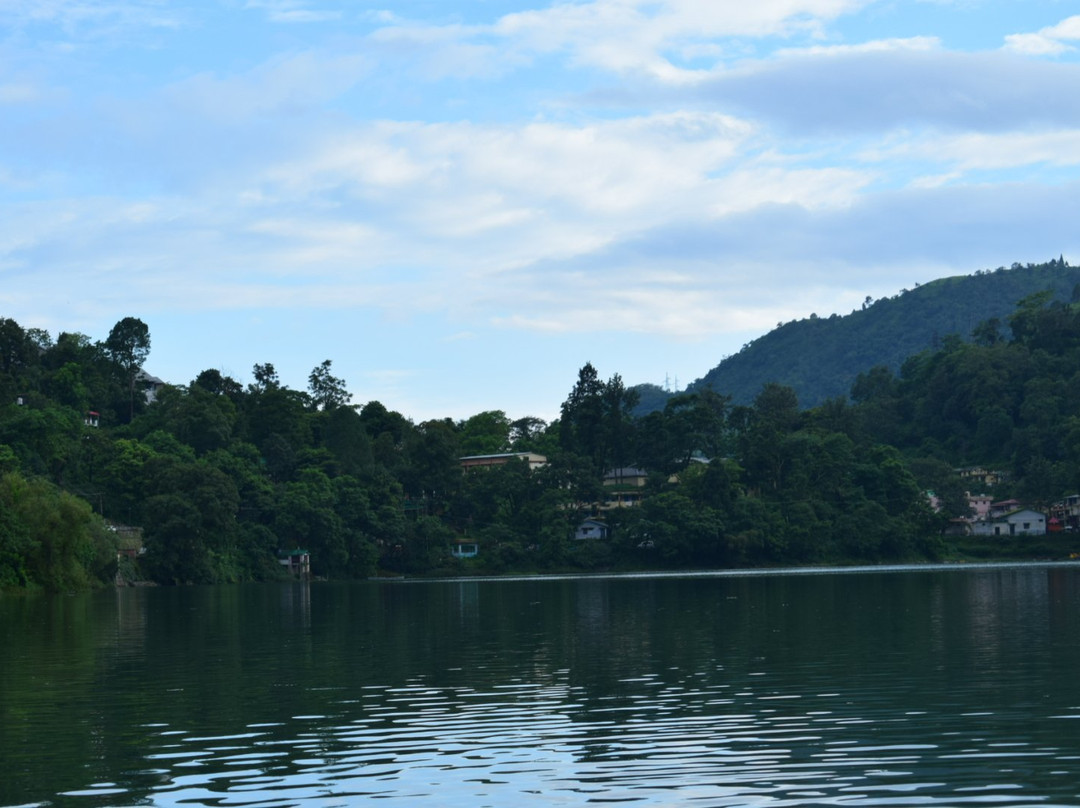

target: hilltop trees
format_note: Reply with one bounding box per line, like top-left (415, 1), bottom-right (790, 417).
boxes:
top-left (847, 292), bottom-right (1080, 517)
top-left (646, 259), bottom-right (1080, 412)
top-left (8, 277), bottom-right (1080, 589)
top-left (559, 362), bottom-right (639, 473)
top-left (308, 359), bottom-right (348, 411)
top-left (0, 318), bottom-right (33, 376)
top-left (459, 411), bottom-right (512, 456)
top-left (104, 317), bottom-right (150, 421)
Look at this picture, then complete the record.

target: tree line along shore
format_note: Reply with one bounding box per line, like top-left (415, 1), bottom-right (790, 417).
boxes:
top-left (4, 292), bottom-right (1080, 590)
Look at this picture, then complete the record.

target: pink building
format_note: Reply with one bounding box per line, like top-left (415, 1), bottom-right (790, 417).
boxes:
top-left (967, 493), bottom-right (992, 519)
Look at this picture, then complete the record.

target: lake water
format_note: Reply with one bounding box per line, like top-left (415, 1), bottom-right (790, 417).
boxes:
top-left (3, 564), bottom-right (1080, 807)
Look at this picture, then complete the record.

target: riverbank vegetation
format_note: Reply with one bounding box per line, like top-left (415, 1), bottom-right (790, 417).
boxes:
top-left (4, 265), bottom-right (1080, 589)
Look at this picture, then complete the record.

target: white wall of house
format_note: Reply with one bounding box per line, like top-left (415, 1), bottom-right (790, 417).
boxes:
top-left (971, 509), bottom-right (1046, 537)
top-left (575, 520), bottom-right (609, 540)
top-left (1004, 509), bottom-right (1046, 536)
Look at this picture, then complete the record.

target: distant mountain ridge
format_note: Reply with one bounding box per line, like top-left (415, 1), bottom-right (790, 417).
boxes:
top-left (634, 258), bottom-right (1079, 413)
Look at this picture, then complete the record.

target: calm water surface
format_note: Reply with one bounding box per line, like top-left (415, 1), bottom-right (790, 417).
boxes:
top-left (3, 565), bottom-right (1080, 807)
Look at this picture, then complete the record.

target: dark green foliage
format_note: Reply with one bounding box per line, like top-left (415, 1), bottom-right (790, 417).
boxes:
top-left (274, 469), bottom-right (347, 577)
top-left (635, 260), bottom-right (1080, 412)
top-left (0, 404), bottom-right (83, 483)
top-left (509, 416), bottom-right (556, 455)
top-left (0, 485), bottom-right (34, 587)
top-left (307, 359), bottom-right (348, 411)
top-left (632, 383), bottom-right (672, 416)
top-left (103, 317), bottom-right (151, 422)
top-left (0, 317), bottom-right (33, 375)
top-left (6, 271), bottom-right (1080, 588)
top-left (319, 406), bottom-right (374, 476)
top-left (847, 293), bottom-right (1080, 515)
top-left (402, 419), bottom-right (460, 505)
top-left (192, 368), bottom-right (243, 397)
top-left (0, 471), bottom-right (115, 590)
top-left (458, 410), bottom-right (511, 456)
top-left (560, 363), bottom-right (639, 473)
top-left (142, 494), bottom-right (212, 584)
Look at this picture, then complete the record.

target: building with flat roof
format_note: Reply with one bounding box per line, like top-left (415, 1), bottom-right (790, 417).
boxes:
top-left (459, 452), bottom-right (547, 471)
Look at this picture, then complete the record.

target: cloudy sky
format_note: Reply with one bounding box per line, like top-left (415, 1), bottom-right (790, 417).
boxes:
top-left (2, 1), bottom-right (1079, 422)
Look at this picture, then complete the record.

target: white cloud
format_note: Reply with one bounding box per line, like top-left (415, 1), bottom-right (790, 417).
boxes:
top-left (244, 1), bottom-right (341, 24)
top-left (5, 0), bottom-right (1080, 419)
top-left (367, 0), bottom-right (870, 82)
top-left (692, 48), bottom-right (1080, 134)
top-left (494, 0), bottom-right (869, 55)
top-left (707, 164), bottom-right (871, 215)
top-left (774, 35), bottom-right (941, 58)
top-left (492, 284), bottom-right (815, 339)
top-left (0, 99), bottom-right (890, 343)
top-left (1004, 15), bottom-right (1080, 56)
top-left (255, 112), bottom-right (757, 237)
top-left (1004, 33), bottom-right (1072, 57)
top-left (0, 0), bottom-right (182, 36)
top-left (865, 130), bottom-right (1080, 176)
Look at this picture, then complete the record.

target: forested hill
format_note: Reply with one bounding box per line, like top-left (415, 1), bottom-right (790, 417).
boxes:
top-left (635, 258), bottom-right (1080, 412)
top-left (9, 289), bottom-right (1080, 590)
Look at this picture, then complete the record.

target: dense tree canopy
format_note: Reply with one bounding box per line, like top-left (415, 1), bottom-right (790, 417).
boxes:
top-left (641, 258), bottom-right (1080, 412)
top-left (5, 267), bottom-right (1080, 589)
top-left (104, 317), bottom-right (151, 421)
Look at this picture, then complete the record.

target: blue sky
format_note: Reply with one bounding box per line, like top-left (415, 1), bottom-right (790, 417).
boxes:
top-left (2, 0), bottom-right (1079, 423)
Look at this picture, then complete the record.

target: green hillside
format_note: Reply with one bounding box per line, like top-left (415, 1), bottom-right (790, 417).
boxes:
top-left (9, 288), bottom-right (1080, 588)
top-left (638, 258), bottom-right (1079, 412)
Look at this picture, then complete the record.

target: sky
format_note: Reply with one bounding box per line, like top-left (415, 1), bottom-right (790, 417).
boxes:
top-left (2, 0), bottom-right (1079, 424)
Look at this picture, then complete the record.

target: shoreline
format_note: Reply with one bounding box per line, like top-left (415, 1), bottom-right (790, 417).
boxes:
top-left (374, 558), bottom-right (1080, 585)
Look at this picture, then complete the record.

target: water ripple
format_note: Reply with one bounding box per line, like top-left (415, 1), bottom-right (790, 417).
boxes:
top-left (7, 570), bottom-right (1080, 807)
top-left (92, 684), bottom-right (1078, 808)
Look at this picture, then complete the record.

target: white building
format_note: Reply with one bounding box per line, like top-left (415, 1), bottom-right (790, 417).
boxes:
top-left (971, 508), bottom-right (1046, 537)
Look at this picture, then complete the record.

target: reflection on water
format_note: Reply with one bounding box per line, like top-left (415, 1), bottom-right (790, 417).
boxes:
top-left (3, 566), bottom-right (1080, 806)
